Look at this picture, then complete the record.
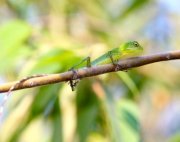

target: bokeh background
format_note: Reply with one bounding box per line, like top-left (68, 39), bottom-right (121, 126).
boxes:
top-left (0, 0), bottom-right (180, 142)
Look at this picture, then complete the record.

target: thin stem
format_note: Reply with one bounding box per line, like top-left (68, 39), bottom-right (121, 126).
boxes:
top-left (0, 51), bottom-right (180, 93)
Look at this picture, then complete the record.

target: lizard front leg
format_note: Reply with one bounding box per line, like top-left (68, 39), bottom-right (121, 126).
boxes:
top-left (107, 51), bottom-right (123, 71)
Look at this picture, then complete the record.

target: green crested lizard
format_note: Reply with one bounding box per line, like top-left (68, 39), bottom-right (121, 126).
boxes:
top-left (69, 41), bottom-right (143, 90)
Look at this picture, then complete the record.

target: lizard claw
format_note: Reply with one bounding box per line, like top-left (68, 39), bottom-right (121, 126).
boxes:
top-left (114, 64), bottom-right (122, 71)
top-left (68, 68), bottom-right (79, 91)
top-left (114, 64), bottom-right (128, 72)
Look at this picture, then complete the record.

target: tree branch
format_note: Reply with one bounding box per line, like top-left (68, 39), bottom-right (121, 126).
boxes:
top-left (0, 51), bottom-right (180, 93)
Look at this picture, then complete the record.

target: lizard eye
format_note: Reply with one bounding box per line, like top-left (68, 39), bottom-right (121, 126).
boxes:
top-left (133, 41), bottom-right (139, 47)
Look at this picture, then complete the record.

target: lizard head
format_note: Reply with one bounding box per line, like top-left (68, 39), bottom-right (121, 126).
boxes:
top-left (120, 41), bottom-right (143, 56)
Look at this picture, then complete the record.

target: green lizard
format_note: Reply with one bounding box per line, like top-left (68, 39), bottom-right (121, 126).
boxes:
top-left (0, 41), bottom-right (143, 116)
top-left (5, 41), bottom-right (143, 94)
top-left (69, 41), bottom-right (143, 90)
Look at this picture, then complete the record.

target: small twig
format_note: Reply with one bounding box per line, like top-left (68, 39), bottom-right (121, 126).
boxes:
top-left (0, 51), bottom-right (180, 93)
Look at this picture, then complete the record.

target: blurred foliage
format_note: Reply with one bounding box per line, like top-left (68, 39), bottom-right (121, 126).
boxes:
top-left (0, 20), bottom-right (31, 73)
top-left (0, 0), bottom-right (179, 142)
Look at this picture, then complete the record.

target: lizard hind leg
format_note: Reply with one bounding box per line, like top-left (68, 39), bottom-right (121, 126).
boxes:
top-left (71, 56), bottom-right (91, 69)
top-left (68, 56), bottom-right (92, 91)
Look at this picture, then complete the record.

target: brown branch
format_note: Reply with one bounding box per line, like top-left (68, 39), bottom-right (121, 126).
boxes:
top-left (0, 51), bottom-right (180, 93)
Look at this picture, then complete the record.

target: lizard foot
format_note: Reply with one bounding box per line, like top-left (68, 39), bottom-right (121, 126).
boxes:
top-left (114, 64), bottom-right (122, 71)
top-left (114, 64), bottom-right (128, 72)
top-left (68, 68), bottom-right (80, 91)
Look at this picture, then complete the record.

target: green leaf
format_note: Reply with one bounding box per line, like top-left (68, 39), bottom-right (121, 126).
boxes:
top-left (117, 99), bottom-right (140, 142)
top-left (51, 98), bottom-right (63, 142)
top-left (100, 84), bottom-right (140, 142)
top-left (102, 86), bottom-right (123, 142)
top-left (76, 79), bottom-right (101, 142)
top-left (28, 48), bottom-right (82, 74)
top-left (8, 84), bottom-right (61, 142)
top-left (117, 72), bottom-right (139, 99)
top-left (29, 84), bottom-right (60, 118)
top-left (116, 0), bottom-right (150, 20)
top-left (168, 133), bottom-right (180, 142)
top-left (0, 20), bottom-right (31, 73)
